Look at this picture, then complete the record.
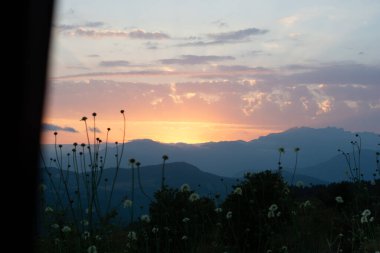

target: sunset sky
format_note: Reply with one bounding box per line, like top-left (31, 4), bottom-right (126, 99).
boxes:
top-left (42, 0), bottom-right (380, 144)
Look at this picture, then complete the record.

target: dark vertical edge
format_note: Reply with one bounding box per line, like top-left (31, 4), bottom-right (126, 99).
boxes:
top-left (19, 0), bottom-right (55, 251)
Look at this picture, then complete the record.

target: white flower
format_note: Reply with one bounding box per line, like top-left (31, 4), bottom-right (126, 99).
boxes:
top-left (226, 211), bottom-right (232, 219)
top-left (300, 200), bottom-right (312, 208)
top-left (189, 193), bottom-right (200, 202)
top-left (233, 187), bottom-right (242, 195)
top-left (182, 217), bottom-right (190, 223)
top-left (269, 204), bottom-right (278, 212)
top-left (276, 211), bottom-right (281, 217)
top-left (267, 211), bottom-right (275, 218)
top-left (215, 207), bottom-right (223, 213)
top-left (61, 226), bottom-right (71, 233)
top-left (181, 235), bottom-right (188, 240)
top-left (83, 231), bottom-right (90, 240)
top-left (361, 216), bottom-right (368, 223)
top-left (127, 231), bottom-right (137, 240)
top-left (123, 199), bottom-right (133, 208)
top-left (296, 181), bottom-right (304, 188)
top-left (335, 196), bottom-right (344, 203)
top-left (283, 187), bottom-right (290, 195)
top-left (369, 217), bottom-right (374, 222)
top-left (141, 214), bottom-right (151, 223)
top-left (180, 184), bottom-right (191, 192)
top-left (152, 227), bottom-right (159, 234)
top-left (164, 226), bottom-right (170, 231)
top-left (95, 235), bottom-right (102, 241)
top-left (362, 209), bottom-right (371, 217)
top-left (87, 245), bottom-right (97, 253)
top-left (338, 233), bottom-right (343, 237)
top-left (45, 206), bottom-right (54, 213)
top-left (51, 224), bottom-right (59, 229)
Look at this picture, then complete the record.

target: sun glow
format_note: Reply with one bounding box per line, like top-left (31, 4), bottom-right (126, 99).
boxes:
top-left (41, 119), bottom-right (278, 144)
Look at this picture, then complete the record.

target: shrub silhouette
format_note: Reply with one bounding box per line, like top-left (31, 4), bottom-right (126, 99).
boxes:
top-left (221, 171), bottom-right (292, 252)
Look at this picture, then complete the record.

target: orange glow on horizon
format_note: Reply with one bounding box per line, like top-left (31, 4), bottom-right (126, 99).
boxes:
top-left (41, 118), bottom-right (281, 144)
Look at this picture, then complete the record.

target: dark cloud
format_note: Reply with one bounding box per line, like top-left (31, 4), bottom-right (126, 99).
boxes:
top-left (160, 55), bottom-right (235, 65)
top-left (55, 21), bottom-right (105, 31)
top-left (283, 63), bottom-right (380, 86)
top-left (65, 28), bottom-right (170, 40)
top-left (177, 27), bottom-right (268, 47)
top-left (216, 65), bottom-right (267, 72)
top-left (99, 60), bottom-right (130, 67)
top-left (208, 27), bottom-right (268, 41)
top-left (42, 123), bottom-right (79, 133)
top-left (53, 70), bottom-right (179, 80)
top-left (89, 127), bottom-right (102, 133)
top-left (84, 21), bottom-right (105, 28)
top-left (128, 29), bottom-right (170, 40)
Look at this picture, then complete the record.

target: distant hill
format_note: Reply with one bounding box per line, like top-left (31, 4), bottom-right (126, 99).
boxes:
top-left (41, 127), bottom-right (379, 179)
top-left (296, 149), bottom-right (378, 182)
top-left (42, 162), bottom-right (236, 222)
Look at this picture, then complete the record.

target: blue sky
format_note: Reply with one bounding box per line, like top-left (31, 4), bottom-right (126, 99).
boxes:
top-left (43, 0), bottom-right (380, 143)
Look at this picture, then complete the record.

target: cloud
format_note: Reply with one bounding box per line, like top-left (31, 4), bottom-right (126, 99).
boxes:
top-left (212, 20), bottom-right (228, 28)
top-left (42, 123), bottom-right (79, 133)
top-left (88, 54), bottom-right (100, 58)
top-left (177, 27), bottom-right (268, 47)
top-left (99, 60), bottom-right (130, 67)
top-left (63, 28), bottom-right (170, 40)
top-left (160, 55), bottom-right (235, 65)
top-left (279, 15), bottom-right (299, 27)
top-left (208, 27), bottom-right (268, 41)
top-left (49, 76), bottom-right (380, 133)
top-left (128, 29), bottom-right (169, 39)
top-left (55, 21), bottom-right (105, 31)
top-left (52, 70), bottom-right (180, 80)
top-left (89, 127), bottom-right (102, 133)
top-left (283, 63), bottom-right (380, 86)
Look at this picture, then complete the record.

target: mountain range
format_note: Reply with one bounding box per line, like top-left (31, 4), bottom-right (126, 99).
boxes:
top-left (41, 127), bottom-right (379, 182)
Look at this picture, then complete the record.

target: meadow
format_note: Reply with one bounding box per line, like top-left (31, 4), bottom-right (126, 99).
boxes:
top-left (36, 111), bottom-right (380, 253)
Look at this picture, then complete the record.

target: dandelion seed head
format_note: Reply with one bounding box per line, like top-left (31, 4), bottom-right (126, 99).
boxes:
top-left (335, 196), bottom-right (344, 203)
top-left (123, 199), bottom-right (133, 208)
top-left (233, 187), bottom-right (243, 195)
top-left (180, 183), bottom-right (191, 192)
top-left (87, 245), bottom-right (97, 253)
top-left (51, 224), bottom-right (59, 229)
top-left (189, 193), bottom-right (200, 202)
top-left (362, 209), bottom-right (371, 217)
top-left (127, 231), bottom-right (137, 240)
top-left (269, 204), bottom-right (278, 211)
top-left (61, 226), bottom-right (71, 233)
top-left (83, 231), bottom-right (90, 240)
top-left (296, 181), bottom-right (304, 188)
top-left (140, 214), bottom-right (151, 223)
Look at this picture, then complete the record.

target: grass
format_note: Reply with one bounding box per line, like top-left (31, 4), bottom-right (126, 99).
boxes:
top-left (36, 111), bottom-right (380, 253)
